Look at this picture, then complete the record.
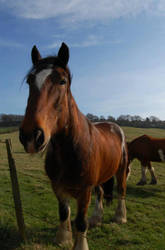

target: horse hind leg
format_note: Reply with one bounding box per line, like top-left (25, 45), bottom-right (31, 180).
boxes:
top-left (137, 161), bottom-right (148, 185)
top-left (113, 152), bottom-right (127, 224)
top-left (148, 162), bottom-right (157, 185)
top-left (88, 185), bottom-right (104, 228)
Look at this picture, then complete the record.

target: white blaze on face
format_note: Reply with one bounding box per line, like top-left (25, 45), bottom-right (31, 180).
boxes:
top-left (158, 149), bottom-right (165, 162)
top-left (35, 68), bottom-right (53, 90)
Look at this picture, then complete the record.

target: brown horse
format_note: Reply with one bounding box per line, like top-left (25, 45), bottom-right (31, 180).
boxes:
top-left (19, 43), bottom-right (128, 250)
top-left (127, 134), bottom-right (165, 185)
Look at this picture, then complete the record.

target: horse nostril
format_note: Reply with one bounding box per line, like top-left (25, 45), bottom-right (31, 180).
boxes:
top-left (19, 127), bottom-right (44, 152)
top-left (34, 128), bottom-right (44, 148)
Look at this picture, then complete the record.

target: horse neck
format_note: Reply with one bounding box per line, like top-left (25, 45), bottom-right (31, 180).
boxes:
top-left (51, 91), bottom-right (92, 156)
top-left (67, 92), bottom-right (91, 145)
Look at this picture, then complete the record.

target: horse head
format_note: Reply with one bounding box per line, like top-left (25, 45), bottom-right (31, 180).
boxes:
top-left (19, 43), bottom-right (72, 153)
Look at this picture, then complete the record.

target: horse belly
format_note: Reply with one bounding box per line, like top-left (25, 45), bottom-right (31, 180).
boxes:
top-left (96, 148), bottom-right (122, 185)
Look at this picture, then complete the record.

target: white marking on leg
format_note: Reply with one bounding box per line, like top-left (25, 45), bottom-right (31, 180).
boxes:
top-left (114, 197), bottom-right (127, 224)
top-left (158, 149), bottom-right (165, 162)
top-left (55, 207), bottom-right (73, 247)
top-left (149, 166), bottom-right (157, 184)
top-left (137, 164), bottom-right (148, 185)
top-left (149, 166), bottom-right (155, 177)
top-left (142, 165), bottom-right (147, 182)
top-left (74, 231), bottom-right (89, 250)
top-left (126, 164), bottom-right (131, 180)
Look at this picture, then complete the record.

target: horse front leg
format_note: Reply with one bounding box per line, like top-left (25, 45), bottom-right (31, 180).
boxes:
top-left (55, 199), bottom-right (73, 248)
top-left (51, 183), bottom-right (73, 248)
top-left (74, 188), bottom-right (91, 250)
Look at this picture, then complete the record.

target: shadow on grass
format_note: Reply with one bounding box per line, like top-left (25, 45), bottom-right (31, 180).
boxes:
top-left (0, 224), bottom-right (59, 249)
top-left (127, 184), bottom-right (164, 200)
top-left (27, 226), bottom-right (58, 244)
top-left (14, 226), bottom-right (60, 249)
top-left (0, 225), bottom-right (22, 250)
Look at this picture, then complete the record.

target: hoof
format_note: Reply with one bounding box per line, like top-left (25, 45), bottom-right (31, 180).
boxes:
top-left (73, 232), bottom-right (89, 250)
top-left (105, 199), bottom-right (113, 207)
top-left (88, 216), bottom-right (102, 228)
top-left (112, 216), bottom-right (127, 224)
top-left (55, 228), bottom-right (73, 248)
top-left (136, 180), bottom-right (147, 186)
top-left (56, 240), bottom-right (73, 249)
top-left (150, 180), bottom-right (157, 185)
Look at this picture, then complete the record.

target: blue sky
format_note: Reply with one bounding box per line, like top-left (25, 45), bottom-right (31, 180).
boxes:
top-left (1, 0), bottom-right (165, 119)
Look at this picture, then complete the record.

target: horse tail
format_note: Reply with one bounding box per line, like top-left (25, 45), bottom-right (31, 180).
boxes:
top-left (125, 142), bottom-right (131, 180)
top-left (121, 140), bottom-right (130, 180)
top-left (102, 177), bottom-right (115, 206)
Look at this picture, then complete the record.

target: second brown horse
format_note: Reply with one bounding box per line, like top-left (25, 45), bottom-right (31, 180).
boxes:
top-left (127, 134), bottom-right (165, 185)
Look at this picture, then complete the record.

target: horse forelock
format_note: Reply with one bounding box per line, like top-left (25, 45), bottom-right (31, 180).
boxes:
top-left (26, 56), bottom-right (72, 87)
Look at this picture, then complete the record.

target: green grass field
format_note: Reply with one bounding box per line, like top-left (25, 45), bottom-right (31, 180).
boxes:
top-left (0, 126), bottom-right (18, 134)
top-left (0, 127), bottom-right (165, 250)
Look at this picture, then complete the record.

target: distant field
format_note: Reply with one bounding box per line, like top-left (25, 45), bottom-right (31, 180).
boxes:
top-left (0, 127), bottom-right (165, 249)
top-left (0, 126), bottom-right (18, 134)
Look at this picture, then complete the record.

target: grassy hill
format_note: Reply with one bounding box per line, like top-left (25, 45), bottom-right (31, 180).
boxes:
top-left (0, 127), bottom-right (165, 249)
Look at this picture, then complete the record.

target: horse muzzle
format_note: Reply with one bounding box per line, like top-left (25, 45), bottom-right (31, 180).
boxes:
top-left (19, 127), bottom-right (48, 153)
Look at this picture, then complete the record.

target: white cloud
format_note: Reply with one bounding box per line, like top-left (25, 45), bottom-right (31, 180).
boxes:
top-left (1, 0), bottom-right (165, 24)
top-left (47, 34), bottom-right (111, 49)
top-left (70, 34), bottom-right (103, 47)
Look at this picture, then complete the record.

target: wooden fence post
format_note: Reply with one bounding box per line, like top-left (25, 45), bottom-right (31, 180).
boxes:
top-left (5, 139), bottom-right (26, 240)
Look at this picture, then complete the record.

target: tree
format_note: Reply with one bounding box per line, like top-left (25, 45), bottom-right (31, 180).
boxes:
top-left (86, 113), bottom-right (99, 122)
top-left (100, 115), bottom-right (106, 121)
top-left (107, 116), bottom-right (116, 122)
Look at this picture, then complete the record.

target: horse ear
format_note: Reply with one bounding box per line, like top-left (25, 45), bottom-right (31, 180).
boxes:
top-left (58, 42), bottom-right (69, 66)
top-left (31, 45), bottom-right (42, 65)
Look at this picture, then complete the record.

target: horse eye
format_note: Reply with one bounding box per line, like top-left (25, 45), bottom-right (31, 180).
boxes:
top-left (60, 79), bottom-right (67, 85)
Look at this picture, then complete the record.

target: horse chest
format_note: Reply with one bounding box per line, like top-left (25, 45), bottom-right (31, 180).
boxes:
top-left (45, 141), bottom-right (87, 187)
